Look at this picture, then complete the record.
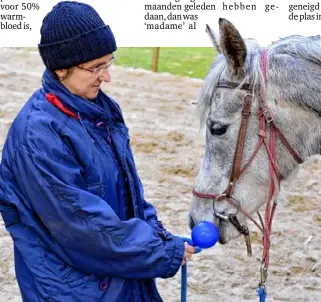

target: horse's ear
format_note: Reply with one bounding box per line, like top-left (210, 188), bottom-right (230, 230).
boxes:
top-left (219, 18), bottom-right (247, 79)
top-left (205, 24), bottom-right (221, 54)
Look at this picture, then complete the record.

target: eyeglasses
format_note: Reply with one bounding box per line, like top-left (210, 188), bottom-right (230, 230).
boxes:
top-left (76, 56), bottom-right (115, 77)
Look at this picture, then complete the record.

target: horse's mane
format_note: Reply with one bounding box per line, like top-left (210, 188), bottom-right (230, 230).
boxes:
top-left (269, 35), bottom-right (321, 65)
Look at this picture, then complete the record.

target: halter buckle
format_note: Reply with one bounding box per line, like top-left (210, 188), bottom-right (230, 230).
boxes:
top-left (263, 109), bottom-right (274, 123)
top-left (260, 263), bottom-right (268, 285)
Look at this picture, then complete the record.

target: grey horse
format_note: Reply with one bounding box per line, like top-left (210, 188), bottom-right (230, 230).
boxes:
top-left (189, 18), bottom-right (321, 252)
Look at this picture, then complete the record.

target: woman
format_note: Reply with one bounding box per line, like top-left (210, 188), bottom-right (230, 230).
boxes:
top-left (0, 1), bottom-right (195, 301)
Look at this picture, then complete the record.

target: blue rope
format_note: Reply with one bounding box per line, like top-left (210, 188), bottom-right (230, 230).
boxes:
top-left (257, 287), bottom-right (267, 302)
top-left (180, 237), bottom-right (201, 302)
top-left (181, 262), bottom-right (187, 302)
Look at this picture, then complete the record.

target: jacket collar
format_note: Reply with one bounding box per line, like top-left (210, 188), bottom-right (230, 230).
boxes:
top-left (42, 69), bottom-right (123, 123)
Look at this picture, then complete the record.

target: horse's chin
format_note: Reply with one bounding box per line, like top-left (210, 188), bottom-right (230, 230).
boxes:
top-left (217, 219), bottom-right (243, 244)
top-left (218, 219), bottom-right (229, 244)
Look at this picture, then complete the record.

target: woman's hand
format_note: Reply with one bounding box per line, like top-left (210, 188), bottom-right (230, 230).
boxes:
top-left (181, 242), bottom-right (196, 265)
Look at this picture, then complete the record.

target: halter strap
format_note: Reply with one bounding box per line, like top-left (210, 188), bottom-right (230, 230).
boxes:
top-left (217, 80), bottom-right (257, 91)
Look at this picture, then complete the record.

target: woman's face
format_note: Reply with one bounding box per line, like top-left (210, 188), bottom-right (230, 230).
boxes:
top-left (55, 54), bottom-right (114, 100)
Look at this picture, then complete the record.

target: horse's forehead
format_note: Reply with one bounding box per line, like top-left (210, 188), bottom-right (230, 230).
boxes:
top-left (215, 50), bottom-right (258, 74)
top-left (210, 90), bottom-right (243, 118)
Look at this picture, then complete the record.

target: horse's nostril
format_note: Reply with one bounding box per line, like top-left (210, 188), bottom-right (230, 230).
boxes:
top-left (189, 214), bottom-right (196, 230)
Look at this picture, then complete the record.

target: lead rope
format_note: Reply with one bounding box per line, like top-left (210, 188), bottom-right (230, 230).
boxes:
top-left (257, 48), bottom-right (269, 302)
top-left (257, 48), bottom-right (270, 302)
top-left (181, 263), bottom-right (187, 302)
top-left (180, 238), bottom-right (202, 302)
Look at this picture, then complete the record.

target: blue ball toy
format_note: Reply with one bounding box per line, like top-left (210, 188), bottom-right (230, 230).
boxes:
top-left (191, 221), bottom-right (219, 249)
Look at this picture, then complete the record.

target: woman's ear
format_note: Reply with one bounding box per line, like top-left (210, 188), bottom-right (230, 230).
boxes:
top-left (54, 69), bottom-right (68, 81)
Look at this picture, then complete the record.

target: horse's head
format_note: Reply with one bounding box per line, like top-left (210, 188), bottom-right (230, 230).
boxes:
top-left (189, 18), bottom-right (321, 245)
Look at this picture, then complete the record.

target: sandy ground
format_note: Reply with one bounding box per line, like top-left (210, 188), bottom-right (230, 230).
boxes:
top-left (0, 48), bottom-right (320, 302)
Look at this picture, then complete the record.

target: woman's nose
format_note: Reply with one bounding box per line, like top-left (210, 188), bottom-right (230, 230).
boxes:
top-left (99, 69), bottom-right (111, 83)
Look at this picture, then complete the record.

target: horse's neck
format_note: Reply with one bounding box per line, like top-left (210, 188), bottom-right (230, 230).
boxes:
top-left (275, 101), bottom-right (321, 175)
top-left (306, 104), bottom-right (321, 119)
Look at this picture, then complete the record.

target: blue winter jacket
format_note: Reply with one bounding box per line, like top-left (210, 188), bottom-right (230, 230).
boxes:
top-left (0, 70), bottom-right (185, 302)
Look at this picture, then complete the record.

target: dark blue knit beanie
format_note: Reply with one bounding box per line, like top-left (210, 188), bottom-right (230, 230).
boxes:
top-left (38, 1), bottom-right (117, 71)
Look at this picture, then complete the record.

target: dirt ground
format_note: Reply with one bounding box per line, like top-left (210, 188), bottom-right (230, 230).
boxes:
top-left (0, 48), bottom-right (320, 302)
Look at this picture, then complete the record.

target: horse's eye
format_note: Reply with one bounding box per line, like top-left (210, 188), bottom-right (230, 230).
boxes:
top-left (210, 124), bottom-right (228, 136)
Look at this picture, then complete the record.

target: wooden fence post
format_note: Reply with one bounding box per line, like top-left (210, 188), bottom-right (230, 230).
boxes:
top-left (151, 47), bottom-right (160, 72)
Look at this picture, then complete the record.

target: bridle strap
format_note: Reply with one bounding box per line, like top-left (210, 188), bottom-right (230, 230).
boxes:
top-left (226, 94), bottom-right (252, 197)
top-left (217, 80), bottom-right (256, 91)
top-left (275, 127), bottom-right (303, 164)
